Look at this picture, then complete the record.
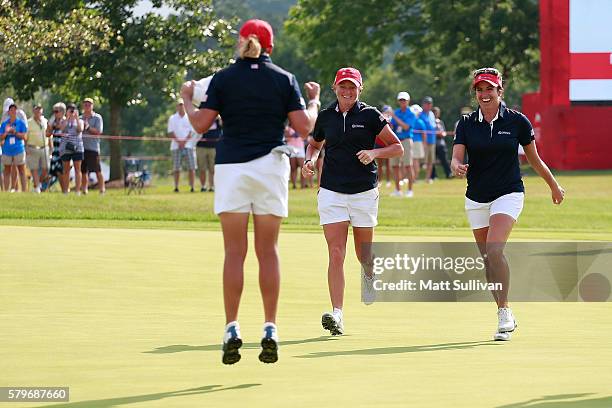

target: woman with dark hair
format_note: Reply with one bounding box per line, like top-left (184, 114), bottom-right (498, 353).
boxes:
top-left (452, 67), bottom-right (565, 341)
top-left (58, 103), bottom-right (84, 194)
top-left (181, 19), bottom-right (320, 364)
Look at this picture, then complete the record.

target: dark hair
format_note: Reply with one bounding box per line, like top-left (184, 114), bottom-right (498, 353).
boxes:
top-left (66, 103), bottom-right (77, 111)
top-left (8, 103), bottom-right (17, 110)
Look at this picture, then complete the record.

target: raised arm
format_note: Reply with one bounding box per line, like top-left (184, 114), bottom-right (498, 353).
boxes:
top-left (288, 82), bottom-right (321, 137)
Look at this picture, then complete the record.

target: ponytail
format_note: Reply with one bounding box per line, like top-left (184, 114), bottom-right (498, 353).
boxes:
top-left (239, 35), bottom-right (262, 59)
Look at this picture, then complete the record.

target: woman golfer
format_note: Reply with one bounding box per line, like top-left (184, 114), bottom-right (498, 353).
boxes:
top-left (451, 67), bottom-right (565, 341)
top-left (181, 19), bottom-right (320, 364)
top-left (302, 67), bottom-right (403, 335)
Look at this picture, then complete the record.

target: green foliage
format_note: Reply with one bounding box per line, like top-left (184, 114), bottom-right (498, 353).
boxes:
top-left (1, 0), bottom-right (234, 180)
top-left (286, 0), bottom-right (540, 112)
top-left (0, 0), bottom-right (112, 76)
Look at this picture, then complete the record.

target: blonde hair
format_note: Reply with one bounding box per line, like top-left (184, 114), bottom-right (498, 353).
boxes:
top-left (239, 35), bottom-right (262, 59)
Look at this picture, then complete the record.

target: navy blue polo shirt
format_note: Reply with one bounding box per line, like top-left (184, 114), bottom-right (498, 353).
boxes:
top-left (454, 103), bottom-right (535, 203)
top-left (196, 118), bottom-right (222, 148)
top-left (202, 54), bottom-right (306, 164)
top-left (313, 100), bottom-right (388, 194)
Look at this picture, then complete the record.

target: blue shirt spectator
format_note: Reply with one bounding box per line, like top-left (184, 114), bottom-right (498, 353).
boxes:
top-left (421, 110), bottom-right (437, 144)
top-left (0, 117), bottom-right (27, 156)
top-left (390, 108), bottom-right (416, 141)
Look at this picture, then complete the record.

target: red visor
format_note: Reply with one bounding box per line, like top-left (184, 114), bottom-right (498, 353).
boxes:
top-left (472, 73), bottom-right (502, 88)
top-left (334, 67), bottom-right (362, 87)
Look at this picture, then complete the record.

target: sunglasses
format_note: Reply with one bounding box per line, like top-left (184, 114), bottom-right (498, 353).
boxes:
top-left (472, 67), bottom-right (501, 78)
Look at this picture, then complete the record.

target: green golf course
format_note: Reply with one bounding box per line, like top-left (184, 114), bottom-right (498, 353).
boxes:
top-left (1, 172), bottom-right (611, 407)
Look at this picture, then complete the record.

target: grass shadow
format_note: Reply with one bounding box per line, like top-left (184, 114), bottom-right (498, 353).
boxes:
top-left (31, 384), bottom-right (261, 408)
top-left (295, 340), bottom-right (499, 358)
top-left (497, 393), bottom-right (612, 407)
top-left (145, 335), bottom-right (340, 354)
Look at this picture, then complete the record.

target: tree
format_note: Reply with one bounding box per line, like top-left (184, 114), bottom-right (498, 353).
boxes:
top-left (1, 0), bottom-right (233, 180)
top-left (286, 0), bottom-right (540, 109)
top-left (0, 0), bottom-right (112, 72)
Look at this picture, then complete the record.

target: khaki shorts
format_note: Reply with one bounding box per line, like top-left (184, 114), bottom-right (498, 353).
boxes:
top-left (2, 152), bottom-right (26, 166)
top-left (425, 144), bottom-right (436, 164)
top-left (412, 141), bottom-right (425, 160)
top-left (390, 139), bottom-right (413, 167)
top-left (196, 147), bottom-right (215, 173)
top-left (26, 146), bottom-right (50, 170)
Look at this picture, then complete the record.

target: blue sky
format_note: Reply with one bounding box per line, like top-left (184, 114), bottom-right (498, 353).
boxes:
top-left (132, 0), bottom-right (174, 17)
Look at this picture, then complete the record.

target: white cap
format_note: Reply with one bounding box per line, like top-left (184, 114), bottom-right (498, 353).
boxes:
top-left (192, 75), bottom-right (213, 108)
top-left (396, 91), bottom-right (410, 101)
top-left (3, 97), bottom-right (14, 113)
top-left (410, 104), bottom-right (423, 114)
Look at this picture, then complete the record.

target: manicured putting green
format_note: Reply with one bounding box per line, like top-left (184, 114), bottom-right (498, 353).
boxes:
top-left (2, 226), bottom-right (611, 407)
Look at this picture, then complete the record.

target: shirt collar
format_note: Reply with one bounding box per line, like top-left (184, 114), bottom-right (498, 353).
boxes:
top-left (476, 102), bottom-right (506, 122)
top-left (334, 100), bottom-right (362, 114)
top-left (238, 54), bottom-right (272, 64)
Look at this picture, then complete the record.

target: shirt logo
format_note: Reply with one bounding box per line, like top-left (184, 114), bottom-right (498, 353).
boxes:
top-left (251, 64), bottom-right (259, 69)
top-left (352, 124), bottom-right (365, 128)
top-left (498, 131), bottom-right (511, 135)
top-left (379, 115), bottom-right (386, 122)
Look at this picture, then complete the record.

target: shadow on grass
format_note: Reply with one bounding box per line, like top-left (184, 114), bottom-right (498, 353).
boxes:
top-left (31, 384), bottom-right (261, 408)
top-left (295, 340), bottom-right (499, 358)
top-left (145, 335), bottom-right (340, 354)
top-left (497, 393), bottom-right (612, 407)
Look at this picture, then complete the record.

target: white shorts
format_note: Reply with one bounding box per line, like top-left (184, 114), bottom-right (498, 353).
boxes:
top-left (289, 145), bottom-right (305, 159)
top-left (214, 151), bottom-right (290, 217)
top-left (318, 187), bottom-right (379, 227)
top-left (465, 192), bottom-right (525, 229)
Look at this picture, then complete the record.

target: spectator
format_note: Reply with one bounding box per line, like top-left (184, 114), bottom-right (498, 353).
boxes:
top-left (2, 98), bottom-right (28, 191)
top-left (168, 98), bottom-right (196, 193)
top-left (421, 96), bottom-right (438, 183)
top-left (59, 103), bottom-right (85, 194)
top-left (80, 98), bottom-right (105, 194)
top-left (410, 103), bottom-right (425, 181)
top-left (376, 105), bottom-right (393, 188)
top-left (389, 92), bottom-right (416, 197)
top-left (433, 106), bottom-right (452, 178)
top-left (26, 105), bottom-right (49, 193)
top-left (0, 103), bottom-right (28, 192)
top-left (46, 102), bottom-right (67, 192)
top-left (196, 115), bottom-right (222, 192)
top-left (285, 124), bottom-right (306, 189)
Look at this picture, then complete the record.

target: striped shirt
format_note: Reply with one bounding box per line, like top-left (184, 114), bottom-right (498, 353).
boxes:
top-left (60, 119), bottom-right (84, 154)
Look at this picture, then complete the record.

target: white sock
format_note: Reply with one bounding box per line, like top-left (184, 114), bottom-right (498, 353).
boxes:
top-left (225, 321), bottom-right (239, 330)
top-left (333, 308), bottom-right (343, 318)
top-left (263, 321), bottom-right (276, 329)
